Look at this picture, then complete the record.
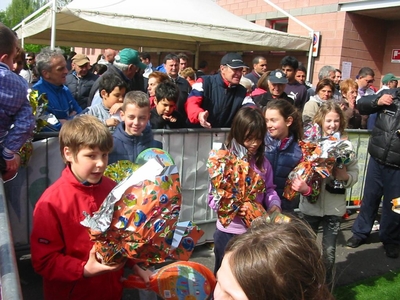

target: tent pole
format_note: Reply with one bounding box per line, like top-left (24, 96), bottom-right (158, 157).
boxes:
top-left (50, 0), bottom-right (57, 49)
top-left (21, 21), bottom-right (25, 49)
top-left (195, 42), bottom-right (200, 70)
top-left (263, 0), bottom-right (314, 82)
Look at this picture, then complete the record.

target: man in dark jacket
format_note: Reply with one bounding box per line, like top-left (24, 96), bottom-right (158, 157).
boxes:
top-left (88, 48), bottom-right (146, 106)
top-left (185, 53), bottom-right (253, 128)
top-left (347, 88), bottom-right (400, 259)
top-left (66, 54), bottom-right (98, 109)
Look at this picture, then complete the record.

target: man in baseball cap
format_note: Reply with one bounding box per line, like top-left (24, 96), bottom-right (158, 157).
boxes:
top-left (252, 70), bottom-right (293, 108)
top-left (66, 54), bottom-right (98, 109)
top-left (382, 73), bottom-right (399, 89)
top-left (185, 52), bottom-right (254, 128)
top-left (88, 48), bottom-right (146, 106)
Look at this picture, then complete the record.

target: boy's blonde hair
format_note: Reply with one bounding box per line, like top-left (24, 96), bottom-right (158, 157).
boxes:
top-left (59, 115), bottom-right (113, 163)
top-left (121, 91), bottom-right (150, 111)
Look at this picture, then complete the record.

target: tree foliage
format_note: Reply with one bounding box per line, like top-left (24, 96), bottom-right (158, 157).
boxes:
top-left (0, 0), bottom-right (73, 54)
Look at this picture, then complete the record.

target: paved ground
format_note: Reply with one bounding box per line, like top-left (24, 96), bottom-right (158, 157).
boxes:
top-left (17, 211), bottom-right (400, 299)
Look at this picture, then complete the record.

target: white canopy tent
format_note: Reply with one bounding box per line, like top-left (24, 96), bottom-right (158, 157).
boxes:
top-left (15, 0), bottom-right (311, 53)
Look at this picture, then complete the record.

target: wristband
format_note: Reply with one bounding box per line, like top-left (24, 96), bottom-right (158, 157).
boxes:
top-left (302, 186), bottom-right (312, 197)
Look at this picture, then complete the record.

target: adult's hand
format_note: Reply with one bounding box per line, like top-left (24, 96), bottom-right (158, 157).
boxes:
top-left (377, 94), bottom-right (393, 106)
top-left (198, 110), bottom-right (211, 128)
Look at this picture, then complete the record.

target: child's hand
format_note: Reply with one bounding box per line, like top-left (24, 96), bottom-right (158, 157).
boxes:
top-left (105, 118), bottom-right (120, 127)
top-left (238, 205), bottom-right (248, 217)
top-left (109, 103), bottom-right (123, 115)
top-left (162, 115), bottom-right (177, 122)
top-left (291, 175), bottom-right (310, 194)
top-left (133, 264), bottom-right (154, 287)
top-left (333, 166), bottom-right (349, 181)
top-left (83, 245), bottom-right (125, 278)
top-left (267, 205), bottom-right (281, 214)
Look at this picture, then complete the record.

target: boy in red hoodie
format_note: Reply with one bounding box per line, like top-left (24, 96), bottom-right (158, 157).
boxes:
top-left (31, 115), bottom-right (151, 299)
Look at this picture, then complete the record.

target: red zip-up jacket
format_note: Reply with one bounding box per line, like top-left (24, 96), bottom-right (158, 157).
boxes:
top-left (30, 166), bottom-right (123, 300)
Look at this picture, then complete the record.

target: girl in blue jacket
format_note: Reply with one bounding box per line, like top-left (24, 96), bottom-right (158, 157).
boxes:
top-left (263, 100), bottom-right (303, 212)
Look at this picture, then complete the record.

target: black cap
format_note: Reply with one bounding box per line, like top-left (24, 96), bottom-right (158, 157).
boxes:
top-left (220, 53), bottom-right (248, 69)
top-left (268, 70), bottom-right (288, 84)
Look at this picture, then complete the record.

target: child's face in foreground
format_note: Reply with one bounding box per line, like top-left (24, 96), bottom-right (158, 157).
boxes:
top-left (214, 252), bottom-right (248, 300)
top-left (155, 98), bottom-right (176, 117)
top-left (120, 103), bottom-right (150, 136)
top-left (243, 135), bottom-right (262, 156)
top-left (64, 146), bottom-right (108, 184)
top-left (102, 86), bottom-right (126, 109)
top-left (265, 108), bottom-right (292, 141)
top-left (322, 110), bottom-right (340, 136)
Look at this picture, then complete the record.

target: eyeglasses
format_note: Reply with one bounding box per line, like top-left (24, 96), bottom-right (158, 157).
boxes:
top-left (26, 58), bottom-right (33, 61)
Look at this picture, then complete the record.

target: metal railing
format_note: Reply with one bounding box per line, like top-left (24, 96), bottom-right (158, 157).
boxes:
top-left (0, 128), bottom-right (371, 299)
top-left (0, 179), bottom-right (23, 300)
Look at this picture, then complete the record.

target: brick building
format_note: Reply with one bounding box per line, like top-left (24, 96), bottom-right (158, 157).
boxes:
top-left (75, 1), bottom-right (399, 88)
top-left (216, 0), bottom-right (400, 87)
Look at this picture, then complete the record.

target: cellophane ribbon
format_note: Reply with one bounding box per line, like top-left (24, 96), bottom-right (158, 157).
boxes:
top-left (207, 139), bottom-right (266, 228)
top-left (81, 157), bottom-right (203, 265)
top-left (283, 124), bottom-right (336, 203)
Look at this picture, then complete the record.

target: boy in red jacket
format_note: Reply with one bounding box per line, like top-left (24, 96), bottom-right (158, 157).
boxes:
top-left (31, 115), bottom-right (151, 300)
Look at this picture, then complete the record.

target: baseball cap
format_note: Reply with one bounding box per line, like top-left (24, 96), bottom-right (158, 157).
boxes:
top-left (72, 54), bottom-right (90, 66)
top-left (268, 70), bottom-right (288, 84)
top-left (382, 73), bottom-right (400, 84)
top-left (220, 53), bottom-right (248, 69)
top-left (115, 48), bottom-right (147, 69)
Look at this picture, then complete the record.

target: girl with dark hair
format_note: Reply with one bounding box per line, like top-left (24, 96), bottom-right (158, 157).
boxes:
top-left (263, 100), bottom-right (303, 212)
top-left (209, 106), bottom-right (281, 274)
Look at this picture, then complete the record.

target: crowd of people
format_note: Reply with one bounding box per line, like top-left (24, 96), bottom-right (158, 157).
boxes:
top-left (2, 20), bottom-right (400, 299)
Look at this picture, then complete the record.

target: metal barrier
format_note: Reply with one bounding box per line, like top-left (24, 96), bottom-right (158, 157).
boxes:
top-left (3, 129), bottom-right (371, 255)
top-left (0, 179), bottom-right (23, 300)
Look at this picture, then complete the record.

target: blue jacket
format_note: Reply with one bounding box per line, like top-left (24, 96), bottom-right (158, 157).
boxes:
top-left (33, 78), bottom-right (82, 131)
top-left (265, 133), bottom-right (302, 210)
top-left (186, 74), bottom-right (248, 128)
top-left (108, 122), bottom-right (162, 164)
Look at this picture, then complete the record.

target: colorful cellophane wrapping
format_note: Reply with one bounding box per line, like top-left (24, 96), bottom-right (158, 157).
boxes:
top-left (88, 169), bottom-right (203, 265)
top-left (283, 140), bottom-right (335, 203)
top-left (135, 148), bottom-right (175, 166)
top-left (123, 261), bottom-right (216, 300)
top-left (241, 201), bottom-right (268, 228)
top-left (104, 160), bottom-right (140, 183)
top-left (207, 149), bottom-right (266, 228)
top-left (392, 197), bottom-right (400, 214)
top-left (18, 140), bottom-right (33, 167)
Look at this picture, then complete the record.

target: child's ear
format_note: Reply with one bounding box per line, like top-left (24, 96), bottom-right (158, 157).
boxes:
top-left (63, 147), bottom-right (74, 163)
top-left (120, 110), bottom-right (125, 121)
top-left (100, 89), bottom-right (108, 99)
top-left (286, 116), bottom-right (294, 127)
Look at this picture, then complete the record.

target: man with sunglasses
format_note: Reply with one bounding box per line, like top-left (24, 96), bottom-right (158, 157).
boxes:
top-left (185, 52), bottom-right (253, 128)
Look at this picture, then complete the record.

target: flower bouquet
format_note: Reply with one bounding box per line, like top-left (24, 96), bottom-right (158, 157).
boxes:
top-left (81, 156), bottom-right (203, 265)
top-left (207, 139), bottom-right (266, 228)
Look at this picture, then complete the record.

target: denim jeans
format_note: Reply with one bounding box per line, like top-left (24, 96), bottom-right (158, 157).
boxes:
top-left (302, 214), bottom-right (341, 287)
top-left (213, 229), bottom-right (236, 274)
top-left (352, 157), bottom-right (400, 245)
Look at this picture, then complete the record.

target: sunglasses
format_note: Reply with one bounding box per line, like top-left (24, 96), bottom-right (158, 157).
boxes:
top-left (26, 58), bottom-right (33, 61)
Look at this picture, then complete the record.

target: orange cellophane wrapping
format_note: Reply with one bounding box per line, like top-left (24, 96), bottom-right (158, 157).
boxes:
top-left (207, 149), bottom-right (266, 228)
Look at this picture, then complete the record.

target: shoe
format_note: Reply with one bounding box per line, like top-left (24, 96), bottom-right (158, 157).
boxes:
top-left (384, 244), bottom-right (400, 259)
top-left (346, 236), bottom-right (364, 248)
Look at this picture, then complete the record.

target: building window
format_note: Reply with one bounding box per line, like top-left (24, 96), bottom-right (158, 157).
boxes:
top-left (270, 19), bottom-right (288, 32)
